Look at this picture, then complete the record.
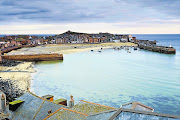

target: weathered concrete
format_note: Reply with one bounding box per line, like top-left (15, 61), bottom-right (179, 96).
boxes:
top-left (2, 53), bottom-right (63, 61)
top-left (109, 108), bottom-right (180, 120)
top-left (138, 44), bottom-right (176, 54)
top-left (136, 40), bottom-right (176, 54)
top-left (1, 46), bottom-right (22, 54)
top-left (1, 44), bottom-right (37, 55)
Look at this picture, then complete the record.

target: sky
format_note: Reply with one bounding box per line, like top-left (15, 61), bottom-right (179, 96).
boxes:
top-left (0, 0), bottom-right (180, 34)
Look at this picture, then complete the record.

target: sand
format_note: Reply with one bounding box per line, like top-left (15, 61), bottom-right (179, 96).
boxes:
top-left (1, 42), bottom-right (137, 92)
top-left (0, 62), bottom-right (34, 91)
top-left (7, 42), bottom-right (137, 55)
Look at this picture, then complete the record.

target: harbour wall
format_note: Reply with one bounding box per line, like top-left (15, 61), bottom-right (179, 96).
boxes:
top-left (2, 53), bottom-right (63, 61)
top-left (1, 45), bottom-right (36, 55)
top-left (133, 40), bottom-right (176, 54)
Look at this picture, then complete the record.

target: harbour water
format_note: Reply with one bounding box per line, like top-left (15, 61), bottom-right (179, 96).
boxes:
top-left (31, 34), bottom-right (180, 115)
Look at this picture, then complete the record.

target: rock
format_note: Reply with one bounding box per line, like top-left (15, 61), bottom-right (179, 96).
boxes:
top-left (0, 60), bottom-right (21, 67)
top-left (0, 78), bottom-right (24, 102)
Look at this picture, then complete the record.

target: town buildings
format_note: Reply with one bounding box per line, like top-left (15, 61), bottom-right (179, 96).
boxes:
top-left (0, 31), bottom-right (134, 55)
top-left (0, 90), bottom-right (179, 120)
top-left (50, 30), bottom-right (133, 44)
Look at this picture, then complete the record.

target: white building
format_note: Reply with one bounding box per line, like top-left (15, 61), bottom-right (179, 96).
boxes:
top-left (128, 35), bottom-right (133, 42)
top-left (121, 35), bottom-right (128, 42)
top-left (113, 39), bottom-right (121, 43)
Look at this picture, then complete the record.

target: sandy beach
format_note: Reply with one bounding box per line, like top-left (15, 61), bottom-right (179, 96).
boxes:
top-left (0, 62), bottom-right (34, 91)
top-left (0, 42), bottom-right (136, 99)
top-left (7, 42), bottom-right (137, 55)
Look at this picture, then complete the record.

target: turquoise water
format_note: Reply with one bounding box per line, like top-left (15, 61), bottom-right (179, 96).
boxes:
top-left (31, 34), bottom-right (180, 115)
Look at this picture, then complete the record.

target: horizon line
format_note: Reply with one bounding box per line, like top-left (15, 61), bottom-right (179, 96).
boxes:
top-left (0, 33), bottom-right (180, 35)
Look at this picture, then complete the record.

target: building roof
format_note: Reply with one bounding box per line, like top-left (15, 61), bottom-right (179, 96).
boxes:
top-left (42, 95), bottom-right (54, 99)
top-left (44, 108), bottom-right (88, 120)
top-left (34, 100), bottom-right (67, 120)
top-left (44, 109), bottom-right (118, 120)
top-left (43, 100), bottom-right (117, 120)
top-left (54, 98), bottom-right (67, 104)
top-left (0, 112), bottom-right (8, 119)
top-left (121, 101), bottom-right (154, 112)
top-left (109, 108), bottom-right (180, 120)
top-left (9, 91), bottom-right (67, 120)
top-left (72, 100), bottom-right (117, 115)
top-left (8, 92), bottom-right (180, 120)
top-left (113, 111), bottom-right (180, 120)
top-left (86, 110), bottom-right (117, 120)
top-left (9, 92), bottom-right (45, 120)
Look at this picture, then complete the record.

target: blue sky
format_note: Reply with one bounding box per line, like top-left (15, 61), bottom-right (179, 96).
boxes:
top-left (0, 0), bottom-right (180, 34)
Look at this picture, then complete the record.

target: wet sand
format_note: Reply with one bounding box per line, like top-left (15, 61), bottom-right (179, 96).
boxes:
top-left (0, 62), bottom-right (34, 91)
top-left (0, 42), bottom-right (136, 98)
top-left (7, 42), bottom-right (136, 55)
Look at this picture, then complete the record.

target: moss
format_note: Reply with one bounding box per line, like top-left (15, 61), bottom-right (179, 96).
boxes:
top-left (52, 109), bottom-right (86, 120)
top-left (72, 102), bottom-right (113, 115)
top-left (54, 98), bottom-right (67, 103)
top-left (9, 100), bottom-right (24, 105)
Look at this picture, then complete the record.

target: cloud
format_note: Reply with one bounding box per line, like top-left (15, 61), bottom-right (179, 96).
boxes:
top-left (0, 0), bottom-right (179, 24)
top-left (0, 0), bottom-right (179, 33)
top-left (128, 0), bottom-right (180, 16)
top-left (0, 22), bottom-right (180, 34)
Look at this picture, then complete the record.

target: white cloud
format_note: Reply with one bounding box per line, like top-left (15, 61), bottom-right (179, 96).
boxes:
top-left (0, 0), bottom-right (180, 34)
top-left (0, 22), bottom-right (179, 34)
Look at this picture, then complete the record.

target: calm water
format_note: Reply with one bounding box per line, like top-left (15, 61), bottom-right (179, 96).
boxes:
top-left (31, 34), bottom-right (180, 115)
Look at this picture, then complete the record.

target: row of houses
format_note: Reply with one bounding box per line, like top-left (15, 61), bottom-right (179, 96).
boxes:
top-left (54, 30), bottom-right (134, 44)
top-left (0, 35), bottom-right (45, 51)
top-left (0, 31), bottom-right (136, 49)
top-left (0, 35), bottom-right (39, 42)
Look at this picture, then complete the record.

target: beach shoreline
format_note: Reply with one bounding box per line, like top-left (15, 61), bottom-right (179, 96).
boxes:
top-left (0, 42), bottom-right (136, 100)
top-left (7, 42), bottom-right (137, 55)
top-left (0, 62), bottom-right (34, 101)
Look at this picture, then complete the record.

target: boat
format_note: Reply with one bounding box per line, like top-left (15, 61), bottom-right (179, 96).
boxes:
top-left (127, 50), bottom-right (131, 53)
top-left (134, 47), bottom-right (137, 50)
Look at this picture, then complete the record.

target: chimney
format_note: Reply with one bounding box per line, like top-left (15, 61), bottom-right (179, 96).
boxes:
top-left (9, 100), bottom-right (24, 111)
top-left (1, 94), bottom-right (6, 112)
top-left (68, 95), bottom-right (74, 108)
top-left (27, 88), bottom-right (30, 92)
top-left (48, 110), bottom-right (52, 114)
top-left (42, 95), bottom-right (54, 101)
top-left (54, 98), bottom-right (67, 106)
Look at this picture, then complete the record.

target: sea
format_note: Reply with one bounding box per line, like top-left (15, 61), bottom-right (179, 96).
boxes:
top-left (3, 34), bottom-right (180, 115)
